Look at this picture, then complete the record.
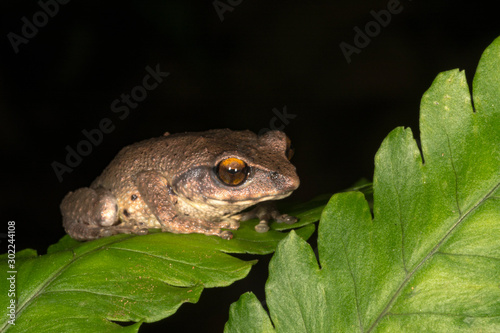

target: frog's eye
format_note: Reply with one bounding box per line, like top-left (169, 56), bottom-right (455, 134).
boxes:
top-left (285, 137), bottom-right (294, 160)
top-left (217, 158), bottom-right (249, 186)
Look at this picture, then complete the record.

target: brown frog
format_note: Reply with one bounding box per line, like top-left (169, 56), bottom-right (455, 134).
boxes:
top-left (60, 129), bottom-right (300, 241)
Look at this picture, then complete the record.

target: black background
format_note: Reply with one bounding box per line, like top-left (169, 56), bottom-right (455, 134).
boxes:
top-left (1, 0), bottom-right (498, 331)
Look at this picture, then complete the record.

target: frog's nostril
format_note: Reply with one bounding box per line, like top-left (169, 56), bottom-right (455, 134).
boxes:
top-left (269, 171), bottom-right (299, 192)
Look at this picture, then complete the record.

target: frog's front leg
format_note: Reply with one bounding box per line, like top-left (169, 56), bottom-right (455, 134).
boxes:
top-left (236, 201), bottom-right (297, 233)
top-left (135, 171), bottom-right (235, 239)
top-left (61, 187), bottom-right (141, 241)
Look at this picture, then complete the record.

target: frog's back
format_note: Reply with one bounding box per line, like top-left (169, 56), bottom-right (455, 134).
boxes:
top-left (90, 129), bottom-right (259, 191)
top-left (91, 136), bottom-right (170, 189)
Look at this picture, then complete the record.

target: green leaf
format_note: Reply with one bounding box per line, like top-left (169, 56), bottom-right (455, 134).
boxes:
top-left (226, 36), bottom-right (500, 332)
top-left (272, 193), bottom-right (330, 231)
top-left (0, 197), bottom-right (321, 332)
top-left (224, 292), bottom-right (275, 333)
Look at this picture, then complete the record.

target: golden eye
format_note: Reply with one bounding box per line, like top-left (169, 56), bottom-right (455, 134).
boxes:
top-left (217, 158), bottom-right (249, 186)
top-left (285, 136), bottom-right (294, 160)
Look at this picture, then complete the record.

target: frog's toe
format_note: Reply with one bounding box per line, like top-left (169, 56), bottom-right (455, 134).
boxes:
top-left (219, 230), bottom-right (233, 240)
top-left (134, 227), bottom-right (149, 235)
top-left (219, 219), bottom-right (240, 230)
top-left (99, 228), bottom-right (117, 238)
top-left (275, 214), bottom-right (297, 225)
top-left (255, 221), bottom-right (270, 233)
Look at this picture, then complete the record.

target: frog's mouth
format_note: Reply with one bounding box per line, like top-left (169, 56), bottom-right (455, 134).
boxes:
top-left (203, 191), bottom-right (293, 207)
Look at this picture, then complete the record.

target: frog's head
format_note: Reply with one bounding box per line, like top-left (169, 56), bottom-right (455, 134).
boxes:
top-left (169, 129), bottom-right (300, 210)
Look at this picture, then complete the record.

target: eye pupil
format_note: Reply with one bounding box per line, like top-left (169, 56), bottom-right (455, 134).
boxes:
top-left (227, 166), bottom-right (240, 174)
top-left (217, 158), bottom-right (249, 186)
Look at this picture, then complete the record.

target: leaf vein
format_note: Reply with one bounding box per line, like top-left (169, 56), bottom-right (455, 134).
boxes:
top-left (340, 236), bottom-right (364, 332)
top-left (7, 235), bottom-right (137, 330)
top-left (435, 251), bottom-right (500, 261)
top-left (386, 311), bottom-right (500, 318)
top-left (445, 133), bottom-right (463, 216)
top-left (44, 289), bottom-right (152, 322)
top-left (391, 169), bottom-right (408, 274)
top-left (367, 180), bottom-right (500, 332)
top-left (108, 246), bottom-right (247, 273)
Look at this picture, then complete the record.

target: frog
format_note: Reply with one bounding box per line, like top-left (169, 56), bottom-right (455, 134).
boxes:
top-left (60, 129), bottom-right (300, 241)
